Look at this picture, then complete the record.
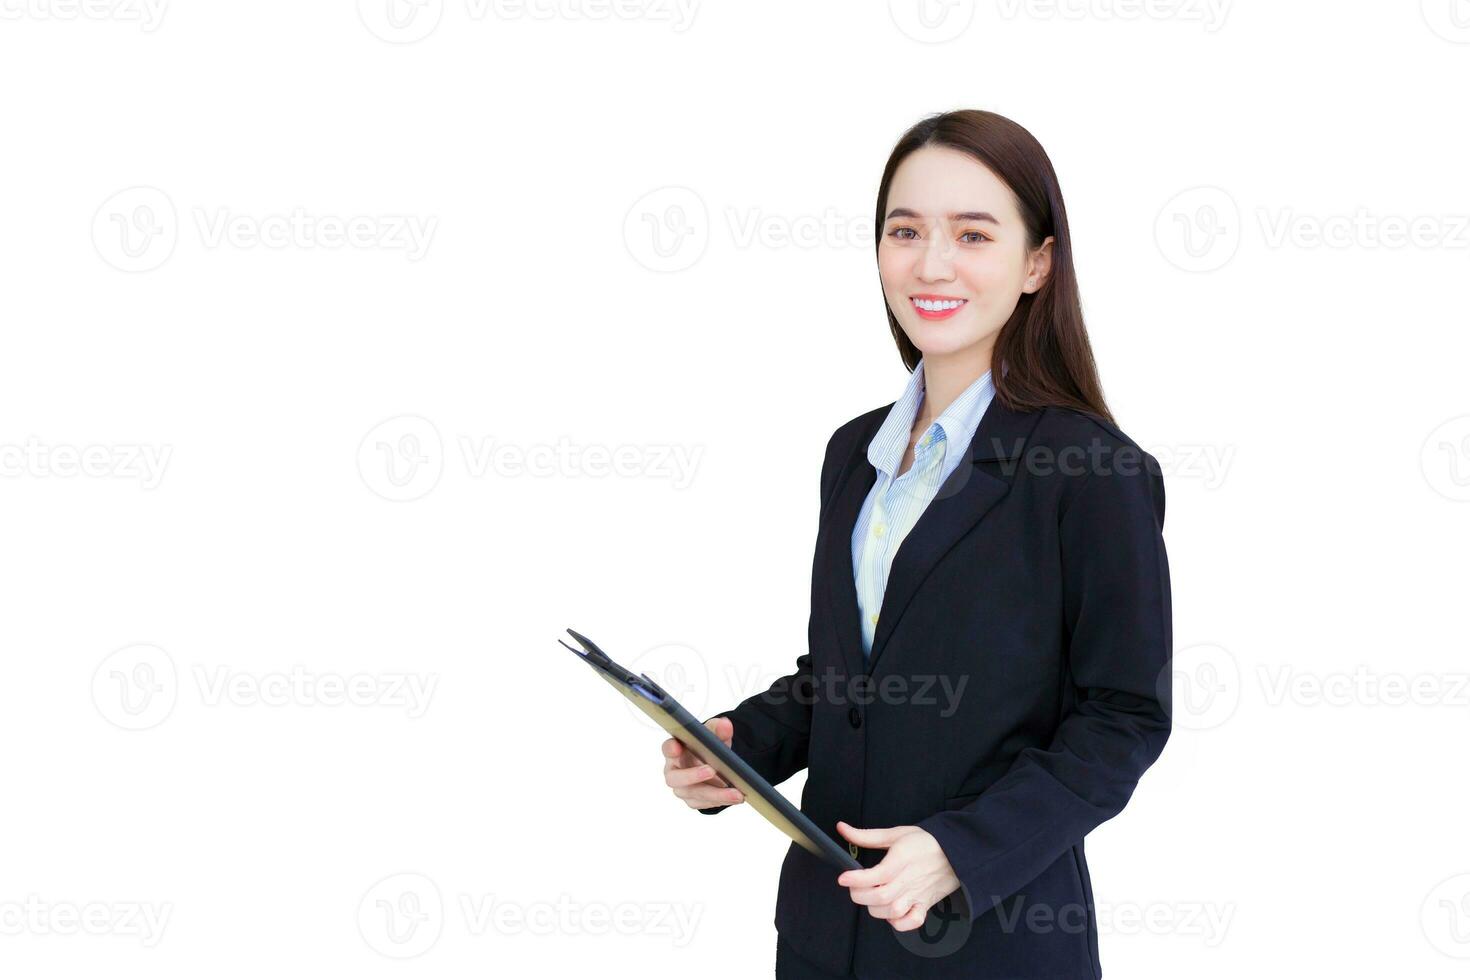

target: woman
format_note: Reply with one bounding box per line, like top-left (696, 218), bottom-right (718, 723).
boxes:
top-left (661, 109), bottom-right (1172, 979)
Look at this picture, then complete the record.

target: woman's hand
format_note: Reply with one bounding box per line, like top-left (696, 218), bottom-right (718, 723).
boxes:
top-left (835, 821), bottom-right (961, 931)
top-left (662, 716), bottom-right (745, 809)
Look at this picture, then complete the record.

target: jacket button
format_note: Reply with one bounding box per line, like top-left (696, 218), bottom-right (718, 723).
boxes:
top-left (848, 706), bottom-right (862, 729)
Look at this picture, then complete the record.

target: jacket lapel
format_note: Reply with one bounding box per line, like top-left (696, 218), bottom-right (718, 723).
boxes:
top-left (819, 410), bottom-right (885, 683)
top-left (821, 395), bottom-right (1044, 681)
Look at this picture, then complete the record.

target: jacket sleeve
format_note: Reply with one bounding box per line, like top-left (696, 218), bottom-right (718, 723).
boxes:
top-left (916, 446), bottom-right (1173, 920)
top-left (698, 426), bottom-right (847, 814)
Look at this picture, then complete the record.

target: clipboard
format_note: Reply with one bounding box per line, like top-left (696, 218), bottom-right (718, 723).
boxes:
top-left (558, 627), bottom-right (861, 873)
top-left (557, 627), bottom-right (974, 958)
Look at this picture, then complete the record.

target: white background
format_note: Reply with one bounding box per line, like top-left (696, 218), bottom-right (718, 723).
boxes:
top-left (3, 1), bottom-right (1468, 977)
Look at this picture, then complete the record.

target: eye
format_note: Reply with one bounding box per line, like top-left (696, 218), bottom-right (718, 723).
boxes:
top-left (887, 227), bottom-right (918, 241)
top-left (960, 231), bottom-right (991, 244)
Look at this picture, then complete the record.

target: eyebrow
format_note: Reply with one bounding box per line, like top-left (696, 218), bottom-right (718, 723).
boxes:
top-left (885, 208), bottom-right (1000, 224)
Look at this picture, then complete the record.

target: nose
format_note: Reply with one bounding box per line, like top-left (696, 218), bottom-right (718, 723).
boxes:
top-left (917, 226), bottom-right (956, 281)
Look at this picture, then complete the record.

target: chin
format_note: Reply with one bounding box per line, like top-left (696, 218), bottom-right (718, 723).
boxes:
top-left (904, 321), bottom-right (985, 356)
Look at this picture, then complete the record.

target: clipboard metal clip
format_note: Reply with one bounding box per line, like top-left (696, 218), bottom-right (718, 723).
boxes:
top-left (559, 628), bottom-right (668, 703)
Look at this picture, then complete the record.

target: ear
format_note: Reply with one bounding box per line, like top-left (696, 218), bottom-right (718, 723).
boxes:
top-left (1023, 235), bottom-right (1055, 294)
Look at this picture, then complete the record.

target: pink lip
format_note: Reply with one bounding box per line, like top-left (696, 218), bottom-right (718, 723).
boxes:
top-left (910, 296), bottom-right (968, 321)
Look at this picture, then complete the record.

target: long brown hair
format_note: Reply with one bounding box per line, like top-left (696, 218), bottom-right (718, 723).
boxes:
top-left (875, 109), bottom-right (1113, 425)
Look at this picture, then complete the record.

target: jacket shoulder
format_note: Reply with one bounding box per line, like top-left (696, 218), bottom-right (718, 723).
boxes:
top-left (823, 403), bottom-right (891, 460)
top-left (1031, 405), bottom-right (1141, 451)
top-left (1029, 406), bottom-right (1165, 522)
top-left (815, 404), bottom-right (891, 508)
top-left (1027, 405), bottom-right (1157, 469)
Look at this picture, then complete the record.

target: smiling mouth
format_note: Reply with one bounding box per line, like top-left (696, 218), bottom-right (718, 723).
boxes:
top-left (910, 296), bottom-right (967, 320)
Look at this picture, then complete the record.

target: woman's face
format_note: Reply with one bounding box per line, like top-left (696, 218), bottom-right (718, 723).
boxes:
top-left (877, 145), bottom-right (1053, 363)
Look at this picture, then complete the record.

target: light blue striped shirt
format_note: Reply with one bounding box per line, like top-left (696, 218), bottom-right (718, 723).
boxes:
top-left (851, 357), bottom-right (996, 657)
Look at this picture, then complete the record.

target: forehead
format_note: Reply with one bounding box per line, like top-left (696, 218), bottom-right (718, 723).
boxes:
top-left (886, 145), bottom-right (1018, 222)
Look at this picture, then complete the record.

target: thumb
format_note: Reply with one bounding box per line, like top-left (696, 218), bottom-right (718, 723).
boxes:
top-left (705, 716), bottom-right (733, 745)
top-left (836, 821), bottom-right (904, 848)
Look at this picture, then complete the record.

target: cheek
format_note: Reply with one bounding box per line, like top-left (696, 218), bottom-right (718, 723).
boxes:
top-left (877, 249), bottom-right (908, 291)
top-left (956, 255), bottom-right (1020, 297)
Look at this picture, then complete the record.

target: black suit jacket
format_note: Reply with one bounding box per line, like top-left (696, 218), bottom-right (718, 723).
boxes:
top-left (700, 395), bottom-right (1172, 979)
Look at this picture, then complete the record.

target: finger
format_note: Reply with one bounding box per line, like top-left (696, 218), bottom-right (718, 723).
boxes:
top-left (670, 740), bottom-right (712, 772)
top-left (666, 764), bottom-right (727, 788)
top-left (666, 741), bottom-right (733, 790)
top-left (845, 886), bottom-right (887, 907)
top-left (837, 861), bottom-right (897, 890)
top-left (844, 875), bottom-right (906, 906)
top-left (836, 821), bottom-right (904, 848)
top-left (663, 745), bottom-right (692, 777)
top-left (862, 891), bottom-right (915, 921)
top-left (662, 737), bottom-right (684, 760)
top-left (683, 747), bottom-right (734, 787)
top-left (681, 784), bottom-right (745, 808)
top-left (890, 902), bottom-right (927, 931)
top-left (867, 903), bottom-right (905, 920)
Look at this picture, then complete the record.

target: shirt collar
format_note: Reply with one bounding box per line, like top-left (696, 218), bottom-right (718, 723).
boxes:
top-left (867, 356), bottom-right (996, 480)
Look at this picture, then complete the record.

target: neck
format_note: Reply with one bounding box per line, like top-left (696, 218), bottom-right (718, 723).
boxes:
top-left (915, 342), bottom-right (995, 431)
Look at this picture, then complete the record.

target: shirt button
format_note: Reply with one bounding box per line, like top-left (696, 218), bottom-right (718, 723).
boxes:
top-left (873, 523), bottom-right (885, 538)
top-left (869, 612), bottom-right (879, 625)
top-left (848, 706), bottom-right (862, 729)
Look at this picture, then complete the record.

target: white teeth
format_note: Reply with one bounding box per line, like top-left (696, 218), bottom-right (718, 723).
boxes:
top-left (913, 298), bottom-right (965, 312)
